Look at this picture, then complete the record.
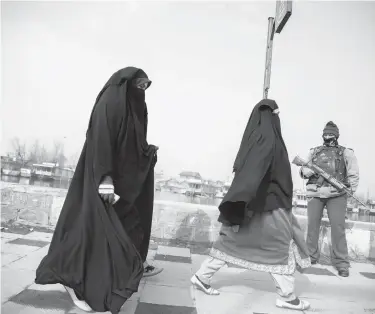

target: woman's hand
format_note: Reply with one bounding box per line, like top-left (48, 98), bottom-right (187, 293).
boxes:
top-left (99, 176), bottom-right (115, 205)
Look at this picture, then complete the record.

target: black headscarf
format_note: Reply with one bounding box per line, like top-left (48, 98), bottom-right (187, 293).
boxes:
top-left (85, 67), bottom-right (157, 202)
top-left (35, 67), bottom-right (158, 314)
top-left (96, 68), bottom-right (151, 137)
top-left (218, 99), bottom-right (293, 226)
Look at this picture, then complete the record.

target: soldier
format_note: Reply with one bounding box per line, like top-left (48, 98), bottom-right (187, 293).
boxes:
top-left (300, 121), bottom-right (359, 277)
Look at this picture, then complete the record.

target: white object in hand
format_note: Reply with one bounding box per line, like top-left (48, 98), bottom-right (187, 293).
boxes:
top-left (112, 193), bottom-right (120, 205)
top-left (98, 183), bottom-right (114, 195)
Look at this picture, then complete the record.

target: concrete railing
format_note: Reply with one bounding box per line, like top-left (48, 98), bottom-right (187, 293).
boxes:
top-left (1, 186), bottom-right (374, 263)
top-left (152, 200), bottom-right (375, 263)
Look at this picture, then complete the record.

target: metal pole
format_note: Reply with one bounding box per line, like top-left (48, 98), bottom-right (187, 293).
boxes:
top-left (263, 17), bottom-right (275, 99)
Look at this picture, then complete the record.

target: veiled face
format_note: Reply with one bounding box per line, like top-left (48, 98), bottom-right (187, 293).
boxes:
top-left (132, 77), bottom-right (152, 91)
top-left (322, 133), bottom-right (338, 146)
top-left (137, 83), bottom-right (149, 90)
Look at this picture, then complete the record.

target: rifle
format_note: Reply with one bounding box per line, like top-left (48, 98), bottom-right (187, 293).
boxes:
top-left (292, 155), bottom-right (370, 211)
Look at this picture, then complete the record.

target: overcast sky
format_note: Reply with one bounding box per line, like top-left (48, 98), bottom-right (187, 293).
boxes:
top-left (1, 1), bottom-right (375, 196)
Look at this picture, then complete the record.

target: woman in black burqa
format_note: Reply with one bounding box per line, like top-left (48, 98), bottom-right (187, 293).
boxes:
top-left (218, 98), bottom-right (293, 224)
top-left (191, 99), bottom-right (311, 311)
top-left (35, 67), bottom-right (161, 314)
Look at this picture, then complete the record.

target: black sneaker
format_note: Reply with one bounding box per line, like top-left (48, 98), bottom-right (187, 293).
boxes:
top-left (338, 269), bottom-right (349, 277)
top-left (143, 265), bottom-right (163, 277)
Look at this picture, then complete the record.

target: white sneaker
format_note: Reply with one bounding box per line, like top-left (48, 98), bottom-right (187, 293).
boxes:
top-left (64, 286), bottom-right (93, 312)
top-left (190, 275), bottom-right (220, 295)
top-left (276, 298), bottom-right (310, 311)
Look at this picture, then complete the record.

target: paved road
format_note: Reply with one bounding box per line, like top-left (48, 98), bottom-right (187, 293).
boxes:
top-left (2, 228), bottom-right (375, 313)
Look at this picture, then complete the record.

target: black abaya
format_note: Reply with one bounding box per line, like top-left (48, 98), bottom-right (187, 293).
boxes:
top-left (218, 99), bottom-right (293, 226)
top-left (35, 67), bottom-right (158, 314)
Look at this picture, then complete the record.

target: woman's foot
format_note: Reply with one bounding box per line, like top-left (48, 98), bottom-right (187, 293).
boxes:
top-left (64, 286), bottom-right (93, 312)
top-left (191, 275), bottom-right (220, 295)
top-left (276, 298), bottom-right (310, 311)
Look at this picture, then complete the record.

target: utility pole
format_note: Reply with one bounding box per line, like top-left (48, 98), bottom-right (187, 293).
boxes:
top-left (263, 1), bottom-right (293, 99)
top-left (263, 17), bottom-right (275, 99)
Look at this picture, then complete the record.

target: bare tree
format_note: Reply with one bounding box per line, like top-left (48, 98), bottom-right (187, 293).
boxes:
top-left (8, 137), bottom-right (71, 168)
top-left (28, 140), bottom-right (41, 163)
top-left (11, 137), bottom-right (28, 166)
top-left (51, 140), bottom-right (67, 168)
top-left (39, 145), bottom-right (49, 163)
top-left (67, 151), bottom-right (80, 168)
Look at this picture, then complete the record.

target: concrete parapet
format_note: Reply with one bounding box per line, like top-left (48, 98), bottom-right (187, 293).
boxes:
top-left (1, 185), bottom-right (374, 264)
top-left (152, 200), bottom-right (375, 264)
top-left (1, 188), bottom-right (54, 225)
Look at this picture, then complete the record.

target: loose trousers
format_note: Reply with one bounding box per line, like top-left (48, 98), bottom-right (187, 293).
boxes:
top-left (306, 194), bottom-right (349, 269)
top-left (195, 257), bottom-right (296, 301)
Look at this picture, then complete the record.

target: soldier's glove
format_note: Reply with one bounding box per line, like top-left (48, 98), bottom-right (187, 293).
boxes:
top-left (343, 183), bottom-right (354, 193)
top-left (99, 176), bottom-right (115, 205)
top-left (301, 167), bottom-right (314, 178)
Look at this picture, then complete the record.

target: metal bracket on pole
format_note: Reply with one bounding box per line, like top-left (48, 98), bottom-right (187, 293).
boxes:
top-left (263, 18), bottom-right (275, 99)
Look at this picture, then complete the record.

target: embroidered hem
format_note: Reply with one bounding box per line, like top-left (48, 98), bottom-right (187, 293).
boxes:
top-left (210, 240), bottom-right (311, 275)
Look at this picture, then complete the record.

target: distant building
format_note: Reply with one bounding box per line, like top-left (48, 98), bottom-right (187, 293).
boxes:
top-left (155, 170), bottom-right (164, 180)
top-left (202, 179), bottom-right (222, 197)
top-left (215, 180), bottom-right (225, 187)
top-left (293, 190), bottom-right (308, 209)
top-left (179, 171), bottom-right (202, 180)
top-left (54, 167), bottom-right (75, 180)
top-left (179, 171), bottom-right (202, 196)
top-left (31, 163), bottom-right (57, 180)
top-left (367, 200), bottom-right (375, 214)
top-left (162, 178), bottom-right (189, 194)
top-left (20, 168), bottom-right (32, 178)
top-left (220, 175), bottom-right (234, 196)
top-left (1, 155), bottom-right (23, 176)
top-left (32, 163), bottom-right (74, 181)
